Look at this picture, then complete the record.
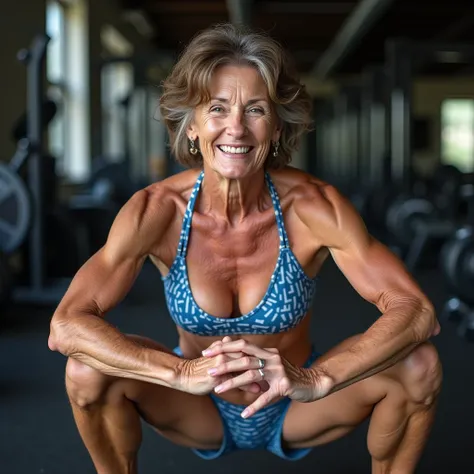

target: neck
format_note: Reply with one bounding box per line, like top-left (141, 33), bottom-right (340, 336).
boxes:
top-left (199, 167), bottom-right (267, 225)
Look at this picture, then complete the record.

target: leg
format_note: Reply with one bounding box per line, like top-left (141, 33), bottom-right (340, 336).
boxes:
top-left (66, 335), bottom-right (223, 474)
top-left (282, 336), bottom-right (442, 474)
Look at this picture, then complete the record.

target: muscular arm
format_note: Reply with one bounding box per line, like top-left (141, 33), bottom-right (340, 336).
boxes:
top-left (296, 183), bottom-right (440, 395)
top-left (48, 186), bottom-right (180, 387)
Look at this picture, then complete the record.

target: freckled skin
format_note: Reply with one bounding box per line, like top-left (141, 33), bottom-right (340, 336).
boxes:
top-left (50, 63), bottom-right (441, 474)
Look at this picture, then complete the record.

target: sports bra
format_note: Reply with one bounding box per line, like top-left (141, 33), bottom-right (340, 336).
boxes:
top-left (162, 172), bottom-right (317, 336)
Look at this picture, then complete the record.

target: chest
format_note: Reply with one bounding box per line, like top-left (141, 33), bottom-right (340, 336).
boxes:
top-left (187, 218), bottom-right (279, 295)
top-left (182, 213), bottom-right (317, 318)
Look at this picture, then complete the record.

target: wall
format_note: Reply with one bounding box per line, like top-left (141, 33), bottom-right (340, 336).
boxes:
top-left (412, 76), bottom-right (474, 176)
top-left (87, 0), bottom-right (153, 159)
top-left (0, 0), bottom-right (46, 161)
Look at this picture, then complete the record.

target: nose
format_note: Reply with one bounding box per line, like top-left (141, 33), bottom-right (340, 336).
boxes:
top-left (226, 110), bottom-right (247, 138)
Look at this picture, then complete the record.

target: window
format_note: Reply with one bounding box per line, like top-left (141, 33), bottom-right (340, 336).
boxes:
top-left (101, 26), bottom-right (134, 161)
top-left (46, 0), bottom-right (89, 182)
top-left (46, 0), bottom-right (67, 171)
top-left (441, 99), bottom-right (474, 173)
top-left (101, 61), bottom-right (134, 159)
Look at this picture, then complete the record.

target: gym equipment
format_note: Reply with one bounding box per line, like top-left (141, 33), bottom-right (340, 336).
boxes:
top-left (9, 34), bottom-right (73, 304)
top-left (1, 126), bottom-right (84, 284)
top-left (385, 196), bottom-right (437, 246)
top-left (88, 158), bottom-right (138, 206)
top-left (440, 226), bottom-right (474, 341)
top-left (0, 148), bottom-right (32, 253)
top-left (0, 102), bottom-right (59, 255)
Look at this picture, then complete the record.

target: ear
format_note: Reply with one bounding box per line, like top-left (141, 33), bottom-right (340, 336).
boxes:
top-left (272, 125), bottom-right (282, 144)
top-left (187, 122), bottom-right (198, 141)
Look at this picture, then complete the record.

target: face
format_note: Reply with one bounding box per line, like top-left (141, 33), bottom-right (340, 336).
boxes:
top-left (188, 64), bottom-right (281, 179)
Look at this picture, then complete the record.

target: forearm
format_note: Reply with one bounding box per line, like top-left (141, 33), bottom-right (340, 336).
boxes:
top-left (316, 302), bottom-right (438, 396)
top-left (49, 313), bottom-right (179, 387)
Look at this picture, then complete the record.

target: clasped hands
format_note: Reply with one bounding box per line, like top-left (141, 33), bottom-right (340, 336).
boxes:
top-left (177, 336), bottom-right (332, 419)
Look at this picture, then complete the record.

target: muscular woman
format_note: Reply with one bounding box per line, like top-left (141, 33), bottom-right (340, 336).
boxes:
top-left (48, 23), bottom-right (442, 474)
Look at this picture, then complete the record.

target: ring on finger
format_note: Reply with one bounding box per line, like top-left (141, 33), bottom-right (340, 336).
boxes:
top-left (257, 358), bottom-right (265, 369)
top-left (258, 368), bottom-right (265, 379)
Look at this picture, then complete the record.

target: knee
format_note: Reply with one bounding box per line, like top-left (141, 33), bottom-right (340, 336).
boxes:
top-left (65, 358), bottom-right (111, 408)
top-left (401, 342), bottom-right (442, 406)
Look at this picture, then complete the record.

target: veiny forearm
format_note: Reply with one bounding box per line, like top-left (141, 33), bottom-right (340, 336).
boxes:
top-left (49, 313), bottom-right (179, 387)
top-left (316, 301), bottom-right (438, 396)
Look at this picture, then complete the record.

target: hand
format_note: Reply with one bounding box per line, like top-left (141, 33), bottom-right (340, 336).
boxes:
top-left (202, 339), bottom-right (332, 418)
top-left (174, 337), bottom-right (268, 396)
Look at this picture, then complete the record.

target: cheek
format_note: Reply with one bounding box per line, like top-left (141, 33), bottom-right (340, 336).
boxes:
top-left (255, 143), bottom-right (271, 161)
top-left (203, 118), bottom-right (221, 134)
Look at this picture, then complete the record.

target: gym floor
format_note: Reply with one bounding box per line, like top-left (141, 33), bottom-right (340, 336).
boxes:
top-left (1, 258), bottom-right (471, 474)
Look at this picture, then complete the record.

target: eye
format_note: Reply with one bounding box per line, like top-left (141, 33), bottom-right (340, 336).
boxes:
top-left (210, 105), bottom-right (224, 113)
top-left (248, 107), bottom-right (264, 114)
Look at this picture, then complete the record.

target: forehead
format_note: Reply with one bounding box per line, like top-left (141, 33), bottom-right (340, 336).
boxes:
top-left (208, 64), bottom-right (269, 97)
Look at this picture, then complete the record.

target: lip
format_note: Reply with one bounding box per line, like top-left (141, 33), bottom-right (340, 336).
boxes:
top-left (216, 145), bottom-right (254, 159)
top-left (217, 144), bottom-right (253, 147)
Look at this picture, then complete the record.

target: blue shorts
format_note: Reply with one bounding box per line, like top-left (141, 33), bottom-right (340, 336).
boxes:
top-left (173, 346), bottom-right (319, 461)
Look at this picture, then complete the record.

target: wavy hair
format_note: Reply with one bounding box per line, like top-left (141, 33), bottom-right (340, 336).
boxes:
top-left (159, 23), bottom-right (312, 169)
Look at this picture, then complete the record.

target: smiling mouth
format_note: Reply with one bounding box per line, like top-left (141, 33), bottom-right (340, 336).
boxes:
top-left (217, 145), bottom-right (253, 155)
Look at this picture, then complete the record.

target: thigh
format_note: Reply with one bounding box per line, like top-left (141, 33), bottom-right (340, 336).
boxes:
top-left (74, 334), bottom-right (224, 450)
top-left (281, 335), bottom-right (402, 448)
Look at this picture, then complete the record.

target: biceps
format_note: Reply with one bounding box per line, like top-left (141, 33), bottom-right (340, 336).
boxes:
top-left (329, 238), bottom-right (424, 309)
top-left (57, 248), bottom-right (145, 316)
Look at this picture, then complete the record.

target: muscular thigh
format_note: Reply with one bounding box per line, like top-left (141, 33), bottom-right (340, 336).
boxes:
top-left (282, 335), bottom-right (403, 449)
top-left (69, 335), bottom-right (224, 450)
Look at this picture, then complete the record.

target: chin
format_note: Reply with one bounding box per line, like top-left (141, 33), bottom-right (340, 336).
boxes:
top-left (215, 167), bottom-right (255, 181)
top-left (211, 161), bottom-right (262, 180)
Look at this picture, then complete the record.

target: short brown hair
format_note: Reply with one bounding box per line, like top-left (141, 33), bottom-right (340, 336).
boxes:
top-left (159, 23), bottom-right (312, 169)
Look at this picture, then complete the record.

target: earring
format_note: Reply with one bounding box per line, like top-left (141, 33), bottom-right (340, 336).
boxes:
top-left (189, 138), bottom-right (198, 155)
top-left (273, 141), bottom-right (280, 157)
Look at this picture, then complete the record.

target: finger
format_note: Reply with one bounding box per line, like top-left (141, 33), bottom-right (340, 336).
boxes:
top-left (241, 390), bottom-right (276, 418)
top-left (264, 348), bottom-right (279, 354)
top-left (213, 369), bottom-right (261, 394)
top-left (203, 340), bottom-right (269, 358)
top-left (203, 337), bottom-right (234, 354)
top-left (208, 356), bottom-right (263, 376)
top-left (204, 340), bottom-right (223, 352)
top-left (214, 369), bottom-right (265, 394)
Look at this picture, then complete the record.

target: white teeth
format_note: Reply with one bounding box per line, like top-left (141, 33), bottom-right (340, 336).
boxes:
top-left (219, 145), bottom-right (250, 154)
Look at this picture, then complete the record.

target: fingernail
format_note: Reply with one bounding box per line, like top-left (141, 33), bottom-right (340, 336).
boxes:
top-left (214, 385), bottom-right (223, 393)
top-left (208, 368), bottom-right (217, 375)
top-left (241, 409), bottom-right (249, 418)
top-left (202, 349), bottom-right (211, 356)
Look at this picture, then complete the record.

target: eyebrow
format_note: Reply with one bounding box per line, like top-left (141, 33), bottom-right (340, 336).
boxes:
top-left (210, 97), bottom-right (268, 105)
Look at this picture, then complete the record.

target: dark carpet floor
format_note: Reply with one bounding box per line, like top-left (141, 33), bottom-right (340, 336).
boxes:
top-left (1, 259), bottom-right (472, 474)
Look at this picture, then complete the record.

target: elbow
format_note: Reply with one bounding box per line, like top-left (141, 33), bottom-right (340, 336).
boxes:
top-left (415, 302), bottom-right (440, 342)
top-left (48, 314), bottom-right (72, 356)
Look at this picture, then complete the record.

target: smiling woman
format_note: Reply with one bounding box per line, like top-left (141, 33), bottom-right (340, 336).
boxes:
top-left (49, 22), bottom-right (441, 474)
top-left (186, 65), bottom-right (281, 179)
top-left (160, 23), bottom-right (312, 169)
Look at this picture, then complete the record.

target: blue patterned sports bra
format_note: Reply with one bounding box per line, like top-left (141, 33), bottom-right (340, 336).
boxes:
top-left (162, 172), bottom-right (317, 336)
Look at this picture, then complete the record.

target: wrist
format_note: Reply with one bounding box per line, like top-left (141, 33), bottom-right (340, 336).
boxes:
top-left (307, 366), bottom-right (334, 399)
top-left (146, 349), bottom-right (183, 388)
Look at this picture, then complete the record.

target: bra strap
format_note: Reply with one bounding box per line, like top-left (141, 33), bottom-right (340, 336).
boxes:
top-left (176, 171), bottom-right (204, 257)
top-left (265, 172), bottom-right (289, 249)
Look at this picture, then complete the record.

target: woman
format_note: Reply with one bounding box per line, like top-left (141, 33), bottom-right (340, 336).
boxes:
top-left (49, 23), bottom-right (442, 473)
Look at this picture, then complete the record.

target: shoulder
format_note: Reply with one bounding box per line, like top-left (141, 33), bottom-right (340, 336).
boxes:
top-left (269, 167), bottom-right (345, 224)
top-left (107, 170), bottom-right (202, 254)
top-left (269, 167), bottom-right (365, 244)
top-left (125, 169), bottom-right (202, 221)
